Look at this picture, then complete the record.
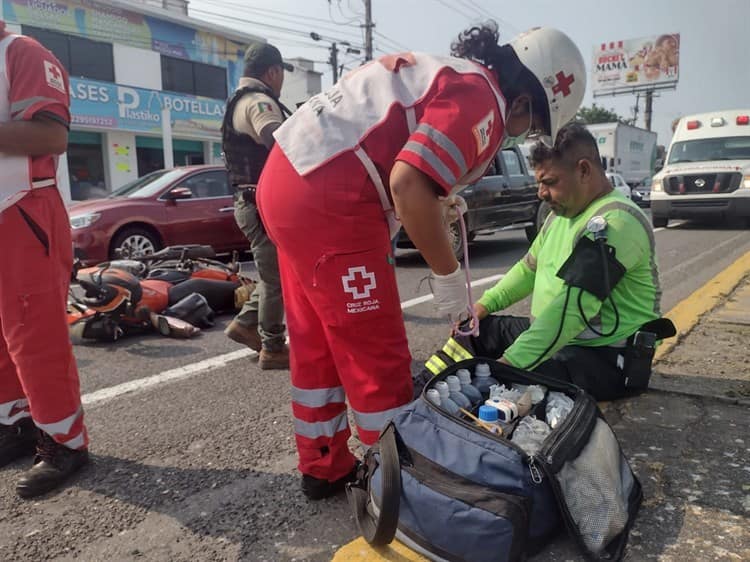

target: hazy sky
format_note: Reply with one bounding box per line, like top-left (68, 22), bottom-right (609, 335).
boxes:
top-left (190, 0), bottom-right (748, 146)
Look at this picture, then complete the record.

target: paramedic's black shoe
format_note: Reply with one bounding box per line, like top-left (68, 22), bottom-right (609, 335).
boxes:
top-left (301, 463), bottom-right (359, 501)
top-left (0, 418), bottom-right (37, 468)
top-left (16, 432), bottom-right (89, 499)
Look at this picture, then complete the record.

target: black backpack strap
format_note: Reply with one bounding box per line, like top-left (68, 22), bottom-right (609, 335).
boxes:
top-left (346, 423), bottom-right (401, 546)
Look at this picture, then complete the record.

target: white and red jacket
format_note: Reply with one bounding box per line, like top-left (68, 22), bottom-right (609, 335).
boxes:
top-left (0, 33), bottom-right (69, 213)
top-left (274, 52), bottom-right (507, 236)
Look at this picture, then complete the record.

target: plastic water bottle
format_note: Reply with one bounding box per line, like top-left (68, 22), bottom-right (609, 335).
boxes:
top-left (434, 381), bottom-right (461, 415)
top-left (445, 375), bottom-right (472, 409)
top-left (472, 362), bottom-right (500, 399)
top-left (456, 369), bottom-right (483, 406)
top-left (426, 388), bottom-right (442, 407)
top-left (477, 405), bottom-right (503, 435)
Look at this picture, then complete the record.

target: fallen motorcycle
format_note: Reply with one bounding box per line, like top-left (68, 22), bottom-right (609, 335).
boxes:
top-left (68, 245), bottom-right (255, 342)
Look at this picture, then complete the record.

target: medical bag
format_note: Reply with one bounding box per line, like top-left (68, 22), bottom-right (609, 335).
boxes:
top-left (347, 358), bottom-right (642, 562)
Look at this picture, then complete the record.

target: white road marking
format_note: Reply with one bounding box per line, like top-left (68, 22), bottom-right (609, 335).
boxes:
top-left (82, 273), bottom-right (507, 406)
top-left (80, 222), bottom-right (687, 407)
top-left (82, 349), bottom-right (254, 406)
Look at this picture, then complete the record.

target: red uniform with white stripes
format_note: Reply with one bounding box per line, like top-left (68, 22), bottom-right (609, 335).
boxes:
top-left (257, 53), bottom-right (506, 481)
top-left (0, 33), bottom-right (88, 451)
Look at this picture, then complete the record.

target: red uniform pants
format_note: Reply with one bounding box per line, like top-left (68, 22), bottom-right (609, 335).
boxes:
top-left (258, 147), bottom-right (413, 482)
top-left (0, 188), bottom-right (88, 450)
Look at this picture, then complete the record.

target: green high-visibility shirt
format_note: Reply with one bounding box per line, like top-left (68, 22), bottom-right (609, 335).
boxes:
top-left (478, 190), bottom-right (661, 369)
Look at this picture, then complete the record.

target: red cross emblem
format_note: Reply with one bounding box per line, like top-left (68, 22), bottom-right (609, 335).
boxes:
top-left (48, 64), bottom-right (61, 80)
top-left (342, 266), bottom-right (377, 300)
top-left (551, 71), bottom-right (575, 97)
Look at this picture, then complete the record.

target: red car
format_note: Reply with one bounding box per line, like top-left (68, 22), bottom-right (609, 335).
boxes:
top-left (69, 165), bottom-right (247, 264)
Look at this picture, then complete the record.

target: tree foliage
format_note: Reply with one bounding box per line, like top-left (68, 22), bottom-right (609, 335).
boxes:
top-left (576, 103), bottom-right (629, 124)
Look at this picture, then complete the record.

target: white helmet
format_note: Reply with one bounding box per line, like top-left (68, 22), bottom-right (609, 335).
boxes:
top-left (508, 27), bottom-right (586, 143)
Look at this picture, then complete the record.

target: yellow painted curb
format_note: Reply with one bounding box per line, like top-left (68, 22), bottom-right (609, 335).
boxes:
top-left (655, 249), bottom-right (750, 361)
top-left (332, 537), bottom-right (428, 562)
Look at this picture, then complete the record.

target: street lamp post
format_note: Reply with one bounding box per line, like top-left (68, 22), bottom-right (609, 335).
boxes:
top-left (311, 32), bottom-right (361, 83)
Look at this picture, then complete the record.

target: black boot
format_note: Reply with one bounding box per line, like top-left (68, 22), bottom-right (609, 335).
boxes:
top-left (301, 462), bottom-right (359, 501)
top-left (0, 418), bottom-right (38, 468)
top-left (16, 432), bottom-right (89, 499)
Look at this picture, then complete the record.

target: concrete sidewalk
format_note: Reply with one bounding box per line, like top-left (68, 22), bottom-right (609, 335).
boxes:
top-left (334, 275), bottom-right (750, 561)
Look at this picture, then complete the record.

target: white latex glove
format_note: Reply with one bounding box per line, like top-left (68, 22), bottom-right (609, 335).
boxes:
top-left (441, 194), bottom-right (468, 225)
top-left (432, 265), bottom-right (469, 321)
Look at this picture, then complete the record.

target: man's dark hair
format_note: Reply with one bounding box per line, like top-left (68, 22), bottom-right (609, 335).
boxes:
top-left (530, 122), bottom-right (603, 169)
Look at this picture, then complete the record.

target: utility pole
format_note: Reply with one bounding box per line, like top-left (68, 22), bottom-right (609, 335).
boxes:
top-left (632, 93), bottom-right (640, 126)
top-left (329, 42), bottom-right (339, 83)
top-left (644, 90), bottom-right (654, 131)
top-left (363, 0), bottom-right (374, 61)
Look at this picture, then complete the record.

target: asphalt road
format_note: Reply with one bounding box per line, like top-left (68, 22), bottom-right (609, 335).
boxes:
top-left (2, 213), bottom-right (750, 561)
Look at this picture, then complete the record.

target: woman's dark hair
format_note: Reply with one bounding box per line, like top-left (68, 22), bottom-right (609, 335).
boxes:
top-left (451, 21), bottom-right (550, 135)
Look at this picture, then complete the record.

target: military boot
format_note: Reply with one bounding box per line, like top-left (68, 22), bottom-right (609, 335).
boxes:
top-left (225, 320), bottom-right (262, 352)
top-left (16, 432), bottom-right (89, 499)
top-left (259, 344), bottom-right (290, 370)
top-left (0, 418), bottom-right (37, 468)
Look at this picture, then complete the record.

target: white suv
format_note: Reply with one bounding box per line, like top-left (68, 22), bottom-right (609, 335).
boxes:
top-left (651, 109), bottom-right (750, 228)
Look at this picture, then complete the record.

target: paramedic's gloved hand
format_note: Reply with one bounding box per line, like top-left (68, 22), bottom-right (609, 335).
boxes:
top-left (432, 265), bottom-right (469, 322)
top-left (441, 194), bottom-right (468, 224)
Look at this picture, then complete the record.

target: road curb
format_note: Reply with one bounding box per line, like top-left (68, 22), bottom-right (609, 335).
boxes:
top-left (654, 249), bottom-right (750, 362)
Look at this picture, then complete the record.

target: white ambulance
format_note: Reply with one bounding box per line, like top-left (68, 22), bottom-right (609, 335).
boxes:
top-left (651, 109), bottom-right (750, 227)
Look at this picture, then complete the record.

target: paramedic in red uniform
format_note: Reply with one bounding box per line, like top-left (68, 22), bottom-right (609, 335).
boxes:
top-left (0, 21), bottom-right (89, 498)
top-left (258, 22), bottom-right (586, 500)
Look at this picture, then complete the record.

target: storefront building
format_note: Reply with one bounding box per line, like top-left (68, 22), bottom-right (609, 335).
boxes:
top-left (0, 0), bottom-right (321, 201)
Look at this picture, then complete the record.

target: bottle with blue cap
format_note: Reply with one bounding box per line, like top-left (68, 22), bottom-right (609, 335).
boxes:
top-left (456, 368), bottom-right (483, 406)
top-left (434, 381), bottom-right (461, 415)
top-left (472, 362), bottom-right (500, 399)
top-left (445, 375), bottom-right (472, 409)
top-left (477, 405), bottom-right (503, 435)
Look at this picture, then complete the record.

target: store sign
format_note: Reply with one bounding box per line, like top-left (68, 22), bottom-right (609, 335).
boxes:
top-left (2, 0), bottom-right (248, 87)
top-left (592, 34), bottom-right (680, 95)
top-left (69, 78), bottom-right (225, 137)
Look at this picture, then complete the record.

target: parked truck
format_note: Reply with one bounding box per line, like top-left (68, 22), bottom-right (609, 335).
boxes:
top-left (586, 122), bottom-right (658, 186)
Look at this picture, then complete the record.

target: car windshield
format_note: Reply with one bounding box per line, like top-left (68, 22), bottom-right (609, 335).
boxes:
top-left (668, 136), bottom-right (750, 164)
top-left (109, 169), bottom-right (185, 199)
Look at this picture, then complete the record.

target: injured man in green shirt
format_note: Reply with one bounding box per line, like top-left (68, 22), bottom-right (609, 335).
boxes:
top-left (422, 123), bottom-right (675, 401)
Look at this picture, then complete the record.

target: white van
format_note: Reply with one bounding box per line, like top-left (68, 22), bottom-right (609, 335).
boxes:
top-left (651, 109), bottom-right (750, 227)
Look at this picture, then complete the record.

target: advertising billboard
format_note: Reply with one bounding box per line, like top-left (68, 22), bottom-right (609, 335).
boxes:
top-left (592, 34), bottom-right (680, 95)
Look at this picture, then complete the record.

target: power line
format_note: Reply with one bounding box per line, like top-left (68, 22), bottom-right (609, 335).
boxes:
top-left (457, 0), bottom-right (519, 34)
top-left (374, 30), bottom-right (408, 52)
top-left (328, 0), bottom-right (362, 26)
top-left (432, 0), bottom-right (477, 22)
top-left (192, 0), bottom-right (359, 28)
top-left (190, 7), bottom-right (365, 49)
top-left (195, 0), bottom-right (364, 40)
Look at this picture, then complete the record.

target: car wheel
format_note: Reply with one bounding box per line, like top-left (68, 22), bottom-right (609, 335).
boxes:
top-left (526, 201), bottom-right (552, 243)
top-left (110, 227), bottom-right (161, 259)
top-left (652, 215), bottom-right (669, 228)
top-left (448, 219), bottom-right (468, 262)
